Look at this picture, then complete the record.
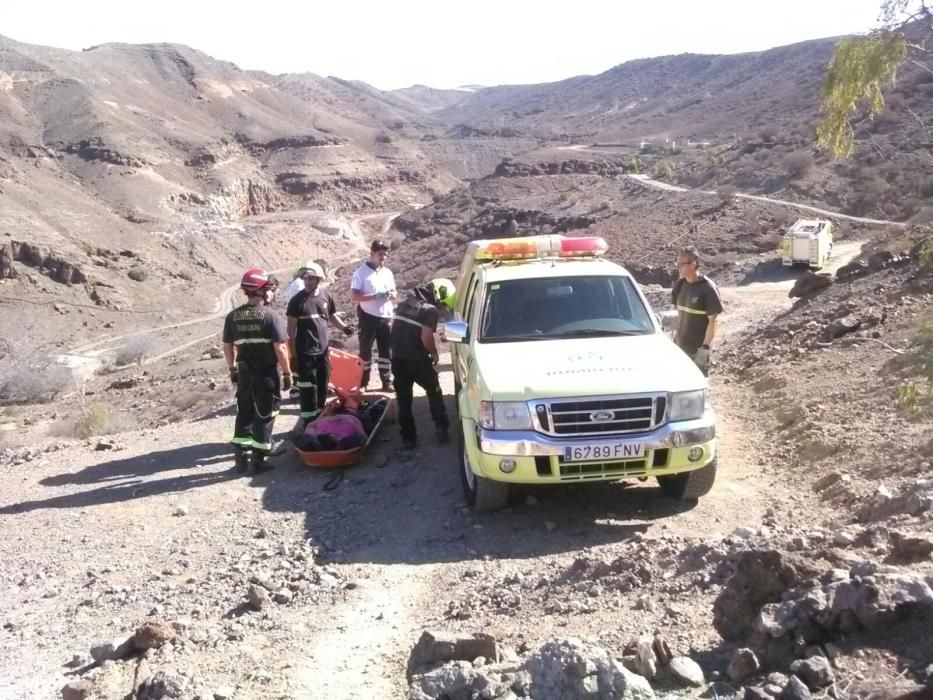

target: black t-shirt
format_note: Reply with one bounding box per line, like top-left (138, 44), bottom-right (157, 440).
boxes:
top-left (286, 289), bottom-right (336, 356)
top-left (222, 304), bottom-right (288, 368)
top-left (672, 275), bottom-right (723, 353)
top-left (390, 296), bottom-right (439, 362)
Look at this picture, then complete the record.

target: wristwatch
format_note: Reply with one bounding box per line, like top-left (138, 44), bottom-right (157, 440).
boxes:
top-left (701, 344), bottom-right (710, 350)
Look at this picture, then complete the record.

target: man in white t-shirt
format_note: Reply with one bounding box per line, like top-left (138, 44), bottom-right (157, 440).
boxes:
top-left (350, 239), bottom-right (397, 391)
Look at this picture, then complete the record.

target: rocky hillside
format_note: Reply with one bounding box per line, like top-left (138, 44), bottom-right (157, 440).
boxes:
top-left (433, 40), bottom-right (836, 141)
top-left (427, 39), bottom-right (933, 222)
top-left (0, 34), bottom-right (465, 356)
top-left (386, 156), bottom-right (885, 291)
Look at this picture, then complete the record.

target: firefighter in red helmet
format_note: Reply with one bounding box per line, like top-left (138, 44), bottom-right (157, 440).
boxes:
top-left (222, 268), bottom-right (292, 473)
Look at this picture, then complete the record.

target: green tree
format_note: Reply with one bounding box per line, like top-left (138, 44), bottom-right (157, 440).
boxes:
top-left (817, 1), bottom-right (927, 157)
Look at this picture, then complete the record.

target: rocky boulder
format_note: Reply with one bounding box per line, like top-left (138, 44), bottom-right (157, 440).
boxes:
top-left (524, 638), bottom-right (654, 700)
top-left (788, 271), bottom-right (832, 298)
top-left (747, 567), bottom-right (933, 672)
top-left (5, 241), bottom-right (87, 284)
top-left (132, 619), bottom-right (176, 651)
top-left (407, 630), bottom-right (499, 680)
top-left (713, 550), bottom-right (820, 642)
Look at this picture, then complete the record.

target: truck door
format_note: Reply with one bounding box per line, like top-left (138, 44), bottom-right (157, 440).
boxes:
top-left (453, 273), bottom-right (479, 390)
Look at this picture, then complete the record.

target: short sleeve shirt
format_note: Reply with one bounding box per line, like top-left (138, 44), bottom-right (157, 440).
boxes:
top-left (222, 304), bottom-right (288, 368)
top-left (284, 277), bottom-right (304, 305)
top-left (351, 262), bottom-right (396, 318)
top-left (390, 297), bottom-right (439, 362)
top-left (286, 289), bottom-right (336, 356)
top-left (672, 276), bottom-right (723, 353)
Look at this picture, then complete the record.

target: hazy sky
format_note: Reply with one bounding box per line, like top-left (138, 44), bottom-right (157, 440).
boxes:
top-left (1, 0), bottom-right (885, 90)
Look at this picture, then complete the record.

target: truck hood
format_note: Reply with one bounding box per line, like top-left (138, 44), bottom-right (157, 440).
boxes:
top-left (472, 334), bottom-right (705, 400)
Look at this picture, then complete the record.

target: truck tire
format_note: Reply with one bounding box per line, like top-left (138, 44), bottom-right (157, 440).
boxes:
top-left (458, 425), bottom-right (509, 511)
top-left (657, 459), bottom-right (717, 500)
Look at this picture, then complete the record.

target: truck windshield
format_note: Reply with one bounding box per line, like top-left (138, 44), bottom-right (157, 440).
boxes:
top-left (479, 275), bottom-right (656, 343)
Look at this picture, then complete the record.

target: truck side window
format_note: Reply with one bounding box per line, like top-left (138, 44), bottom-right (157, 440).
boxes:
top-left (464, 274), bottom-right (479, 326)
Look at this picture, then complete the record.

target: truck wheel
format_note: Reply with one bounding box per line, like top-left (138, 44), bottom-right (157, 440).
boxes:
top-left (657, 460), bottom-right (717, 500)
top-left (458, 426), bottom-right (509, 511)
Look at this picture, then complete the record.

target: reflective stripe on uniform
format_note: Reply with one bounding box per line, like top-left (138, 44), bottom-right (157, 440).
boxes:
top-left (233, 338), bottom-right (272, 345)
top-left (295, 381), bottom-right (316, 388)
top-left (231, 436), bottom-right (254, 447)
top-left (300, 410), bottom-right (321, 419)
top-left (392, 314), bottom-right (430, 330)
top-left (253, 441), bottom-right (272, 452)
top-left (676, 305), bottom-right (707, 316)
top-left (297, 314), bottom-right (322, 320)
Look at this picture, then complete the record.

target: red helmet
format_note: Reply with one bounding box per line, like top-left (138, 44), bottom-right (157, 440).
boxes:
top-left (240, 268), bottom-right (271, 293)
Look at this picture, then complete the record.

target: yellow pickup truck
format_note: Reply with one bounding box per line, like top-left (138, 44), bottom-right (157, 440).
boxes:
top-left (445, 234), bottom-right (717, 511)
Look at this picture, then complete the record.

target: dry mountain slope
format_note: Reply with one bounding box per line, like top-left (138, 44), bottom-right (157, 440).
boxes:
top-left (435, 39), bottom-right (837, 141)
top-left (0, 34), bottom-right (463, 358)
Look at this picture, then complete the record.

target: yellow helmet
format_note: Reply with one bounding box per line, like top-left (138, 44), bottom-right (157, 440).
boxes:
top-left (429, 278), bottom-right (456, 310)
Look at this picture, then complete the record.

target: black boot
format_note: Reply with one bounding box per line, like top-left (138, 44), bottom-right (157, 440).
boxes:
top-left (232, 449), bottom-right (249, 473)
top-left (251, 451), bottom-right (274, 474)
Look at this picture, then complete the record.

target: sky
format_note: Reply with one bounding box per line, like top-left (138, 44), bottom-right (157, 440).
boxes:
top-left (0, 0), bottom-right (885, 90)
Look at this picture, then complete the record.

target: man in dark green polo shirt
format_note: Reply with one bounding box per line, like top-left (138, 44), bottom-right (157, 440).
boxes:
top-left (671, 246), bottom-right (723, 376)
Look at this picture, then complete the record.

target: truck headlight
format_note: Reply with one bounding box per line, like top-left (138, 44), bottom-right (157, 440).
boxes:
top-left (669, 390), bottom-right (707, 421)
top-left (479, 401), bottom-right (531, 430)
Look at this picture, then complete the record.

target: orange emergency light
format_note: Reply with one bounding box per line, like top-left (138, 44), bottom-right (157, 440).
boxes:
top-left (472, 235), bottom-right (608, 262)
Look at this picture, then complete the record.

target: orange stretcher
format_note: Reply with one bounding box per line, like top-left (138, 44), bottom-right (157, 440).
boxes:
top-left (294, 348), bottom-right (395, 469)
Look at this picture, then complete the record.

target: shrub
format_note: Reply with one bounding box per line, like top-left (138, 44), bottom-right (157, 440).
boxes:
top-left (921, 241), bottom-right (933, 267)
top-left (759, 125), bottom-right (779, 143)
top-left (920, 177), bottom-right (933, 199)
top-left (914, 314), bottom-right (933, 385)
top-left (717, 185), bottom-right (739, 203)
top-left (0, 358), bottom-right (73, 404)
top-left (654, 161), bottom-right (674, 180)
top-left (783, 151), bottom-right (814, 179)
top-left (128, 266), bottom-right (148, 282)
top-left (73, 403), bottom-right (110, 439)
top-left (910, 207), bottom-right (933, 226)
top-left (115, 333), bottom-right (162, 367)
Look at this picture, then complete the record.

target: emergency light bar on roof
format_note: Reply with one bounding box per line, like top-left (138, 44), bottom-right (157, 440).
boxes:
top-left (471, 235), bottom-right (608, 262)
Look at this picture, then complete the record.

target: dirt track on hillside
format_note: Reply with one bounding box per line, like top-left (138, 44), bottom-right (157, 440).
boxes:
top-left (0, 239), bottom-right (867, 698)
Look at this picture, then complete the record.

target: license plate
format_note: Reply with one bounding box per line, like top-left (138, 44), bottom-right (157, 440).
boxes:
top-left (563, 442), bottom-right (645, 462)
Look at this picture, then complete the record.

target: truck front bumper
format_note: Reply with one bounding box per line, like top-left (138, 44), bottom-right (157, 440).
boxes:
top-left (464, 414), bottom-right (717, 484)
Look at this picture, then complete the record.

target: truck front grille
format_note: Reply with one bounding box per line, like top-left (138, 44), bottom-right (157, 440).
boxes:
top-left (557, 457), bottom-right (648, 480)
top-left (536, 395), bottom-right (663, 437)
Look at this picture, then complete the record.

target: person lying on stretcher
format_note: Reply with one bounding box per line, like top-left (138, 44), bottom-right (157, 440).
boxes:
top-left (293, 396), bottom-right (389, 452)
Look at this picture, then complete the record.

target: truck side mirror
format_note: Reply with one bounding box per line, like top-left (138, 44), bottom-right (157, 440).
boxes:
top-left (444, 320), bottom-right (469, 343)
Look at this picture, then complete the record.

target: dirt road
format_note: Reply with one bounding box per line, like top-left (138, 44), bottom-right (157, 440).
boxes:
top-left (56, 212), bottom-right (398, 384)
top-left (558, 144), bottom-right (907, 228)
top-left (0, 235), bottom-right (868, 698)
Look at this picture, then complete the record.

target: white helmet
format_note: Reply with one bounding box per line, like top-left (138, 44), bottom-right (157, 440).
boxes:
top-left (298, 261), bottom-right (325, 279)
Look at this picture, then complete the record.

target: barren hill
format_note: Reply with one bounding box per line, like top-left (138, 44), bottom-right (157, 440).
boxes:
top-left (434, 40), bottom-right (837, 141)
top-left (0, 34), bottom-right (463, 355)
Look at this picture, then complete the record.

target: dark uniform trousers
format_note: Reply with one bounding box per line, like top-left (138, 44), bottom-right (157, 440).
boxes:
top-left (233, 364), bottom-right (281, 453)
top-left (391, 358), bottom-right (448, 442)
top-left (296, 352), bottom-right (331, 419)
top-left (358, 308), bottom-right (392, 387)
